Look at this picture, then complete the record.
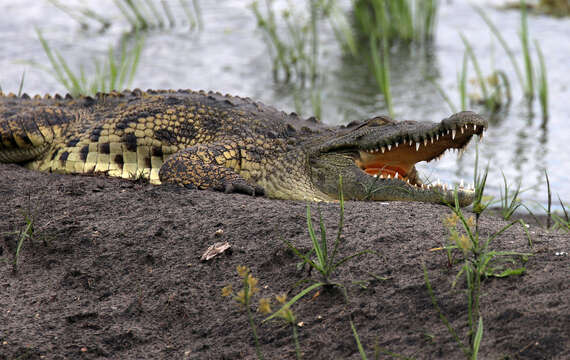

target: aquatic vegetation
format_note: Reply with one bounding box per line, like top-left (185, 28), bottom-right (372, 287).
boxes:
top-left (46, 0), bottom-right (201, 32)
top-left (475, 1), bottom-right (550, 119)
top-left (252, 0), bottom-right (354, 83)
top-left (535, 40), bottom-right (549, 120)
top-left (353, 0), bottom-right (439, 46)
top-left (34, 29), bottom-right (144, 96)
top-left (251, 0), bottom-right (355, 119)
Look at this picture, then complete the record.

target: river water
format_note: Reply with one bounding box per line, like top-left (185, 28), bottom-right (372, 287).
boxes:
top-left (1, 0), bottom-right (568, 211)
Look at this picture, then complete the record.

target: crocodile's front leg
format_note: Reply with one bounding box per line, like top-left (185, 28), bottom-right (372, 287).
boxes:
top-left (159, 143), bottom-right (265, 196)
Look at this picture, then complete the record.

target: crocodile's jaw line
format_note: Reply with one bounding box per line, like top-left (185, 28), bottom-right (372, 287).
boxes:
top-left (310, 112), bottom-right (487, 206)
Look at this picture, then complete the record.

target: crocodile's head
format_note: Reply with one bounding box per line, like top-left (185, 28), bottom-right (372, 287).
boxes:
top-left (308, 111), bottom-right (487, 206)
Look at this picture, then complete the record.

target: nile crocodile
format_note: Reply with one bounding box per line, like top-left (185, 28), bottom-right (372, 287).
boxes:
top-left (0, 89), bottom-right (487, 206)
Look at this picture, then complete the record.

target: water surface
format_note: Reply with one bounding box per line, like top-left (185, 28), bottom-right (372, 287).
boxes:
top-left (1, 0), bottom-right (568, 211)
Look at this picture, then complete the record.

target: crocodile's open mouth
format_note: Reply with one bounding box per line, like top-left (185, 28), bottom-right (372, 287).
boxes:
top-left (355, 123), bottom-right (485, 187)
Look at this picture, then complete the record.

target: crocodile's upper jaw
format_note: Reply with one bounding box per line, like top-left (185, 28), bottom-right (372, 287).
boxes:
top-left (355, 122), bottom-right (483, 185)
top-left (310, 111), bottom-right (488, 205)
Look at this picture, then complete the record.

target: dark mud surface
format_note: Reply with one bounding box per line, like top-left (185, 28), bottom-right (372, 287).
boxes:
top-left (1, 163), bottom-right (568, 359)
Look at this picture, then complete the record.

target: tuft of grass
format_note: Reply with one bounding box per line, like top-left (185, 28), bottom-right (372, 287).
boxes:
top-left (427, 146), bottom-right (533, 359)
top-left (370, 32), bottom-right (394, 117)
top-left (251, 0), bottom-right (354, 119)
top-left (498, 171), bottom-right (523, 220)
top-left (252, 0), bottom-right (354, 84)
top-left (271, 176), bottom-right (379, 358)
top-left (222, 266), bottom-right (265, 359)
top-left (47, 0), bottom-right (201, 32)
top-left (34, 28), bottom-right (144, 96)
top-left (353, 0), bottom-right (439, 46)
top-left (283, 176), bottom-right (376, 283)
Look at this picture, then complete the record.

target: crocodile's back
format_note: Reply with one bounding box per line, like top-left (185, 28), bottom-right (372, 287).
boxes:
top-left (0, 89), bottom-right (318, 183)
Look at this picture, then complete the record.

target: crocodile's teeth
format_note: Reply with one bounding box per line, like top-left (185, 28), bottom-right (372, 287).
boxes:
top-left (381, 146), bottom-right (386, 153)
top-left (423, 138), bottom-right (427, 147)
top-left (436, 134), bottom-right (439, 141)
top-left (474, 124), bottom-right (477, 131)
top-left (458, 147), bottom-right (466, 159)
top-left (430, 137), bottom-right (434, 144)
top-left (461, 126), bottom-right (465, 134)
top-left (452, 129), bottom-right (456, 140)
top-left (415, 142), bottom-right (420, 151)
top-left (478, 131), bottom-right (485, 142)
top-left (409, 139), bottom-right (413, 146)
top-left (373, 174), bottom-right (378, 178)
top-left (387, 144), bottom-right (392, 151)
top-left (447, 129), bottom-right (450, 135)
top-left (395, 142), bottom-right (399, 148)
top-left (387, 174), bottom-right (391, 179)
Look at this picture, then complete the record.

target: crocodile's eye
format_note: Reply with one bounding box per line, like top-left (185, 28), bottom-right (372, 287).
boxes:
top-left (366, 116), bottom-right (394, 126)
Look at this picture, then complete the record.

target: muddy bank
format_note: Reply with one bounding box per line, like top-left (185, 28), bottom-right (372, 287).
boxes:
top-left (0, 163), bottom-right (568, 359)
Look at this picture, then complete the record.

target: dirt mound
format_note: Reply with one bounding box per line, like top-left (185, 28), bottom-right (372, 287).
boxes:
top-left (1, 163), bottom-right (568, 359)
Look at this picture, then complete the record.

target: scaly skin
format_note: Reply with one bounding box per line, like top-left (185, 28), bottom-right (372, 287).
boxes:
top-left (0, 89), bottom-right (487, 206)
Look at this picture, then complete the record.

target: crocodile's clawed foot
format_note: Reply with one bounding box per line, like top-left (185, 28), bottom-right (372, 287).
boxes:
top-left (220, 181), bottom-right (265, 197)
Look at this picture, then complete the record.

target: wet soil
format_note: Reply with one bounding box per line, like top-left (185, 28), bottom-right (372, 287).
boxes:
top-left (1, 163), bottom-right (568, 359)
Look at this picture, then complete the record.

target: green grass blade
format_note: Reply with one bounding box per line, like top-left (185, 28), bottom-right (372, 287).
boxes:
top-left (422, 264), bottom-right (469, 356)
top-left (350, 318), bottom-right (368, 360)
top-left (460, 33), bottom-right (488, 103)
top-left (35, 28), bottom-right (71, 91)
top-left (55, 51), bottom-right (83, 95)
top-left (545, 170), bottom-right (552, 228)
top-left (283, 238), bottom-right (320, 274)
top-left (333, 250), bottom-right (377, 270)
top-left (472, 316), bottom-right (483, 359)
top-left (520, 0), bottom-right (534, 99)
top-left (329, 175), bottom-right (345, 268)
top-left (317, 206), bottom-right (328, 268)
top-left (179, 0), bottom-right (196, 29)
top-left (474, 6), bottom-right (525, 90)
top-left (558, 195), bottom-right (569, 223)
top-left (113, 0), bottom-right (139, 29)
top-left (534, 39), bottom-right (548, 119)
top-left (161, 0), bottom-right (176, 27)
top-left (263, 282), bottom-right (325, 323)
top-left (17, 71), bottom-right (25, 97)
top-left (429, 79), bottom-right (457, 113)
top-left (459, 50), bottom-right (468, 111)
top-left (127, 34), bottom-right (144, 87)
top-left (306, 204), bottom-right (326, 274)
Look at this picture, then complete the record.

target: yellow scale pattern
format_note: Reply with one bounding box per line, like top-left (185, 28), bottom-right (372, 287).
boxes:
top-left (0, 91), bottom-right (218, 185)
